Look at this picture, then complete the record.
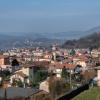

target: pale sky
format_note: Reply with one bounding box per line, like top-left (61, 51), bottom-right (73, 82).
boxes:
top-left (0, 0), bottom-right (100, 33)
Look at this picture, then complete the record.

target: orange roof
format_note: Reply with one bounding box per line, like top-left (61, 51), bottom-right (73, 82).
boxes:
top-left (33, 61), bottom-right (50, 66)
top-left (73, 55), bottom-right (88, 61)
top-left (50, 62), bottom-right (76, 69)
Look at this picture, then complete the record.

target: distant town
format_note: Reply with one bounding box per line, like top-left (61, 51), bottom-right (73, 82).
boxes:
top-left (0, 43), bottom-right (99, 99)
top-left (1, 0), bottom-right (100, 99)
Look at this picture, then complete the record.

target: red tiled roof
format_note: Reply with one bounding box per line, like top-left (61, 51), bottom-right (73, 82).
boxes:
top-left (49, 62), bottom-right (76, 69)
top-left (73, 55), bottom-right (89, 61)
top-left (33, 61), bottom-right (50, 66)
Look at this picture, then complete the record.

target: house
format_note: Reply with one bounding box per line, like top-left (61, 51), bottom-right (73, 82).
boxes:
top-left (39, 74), bottom-right (61, 93)
top-left (94, 66), bottom-right (100, 86)
top-left (10, 64), bottom-right (38, 85)
top-left (73, 55), bottom-right (89, 68)
top-left (91, 49), bottom-right (100, 58)
top-left (76, 60), bottom-right (87, 68)
top-left (43, 52), bottom-right (52, 59)
top-left (33, 61), bottom-right (50, 67)
top-left (10, 71), bottom-right (29, 85)
top-left (49, 61), bottom-right (76, 77)
top-left (0, 55), bottom-right (11, 71)
top-left (0, 55), bottom-right (10, 65)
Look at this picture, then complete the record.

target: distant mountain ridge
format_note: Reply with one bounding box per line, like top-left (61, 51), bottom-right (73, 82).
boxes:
top-left (0, 26), bottom-right (100, 49)
top-left (62, 28), bottom-right (100, 48)
top-left (1, 26), bottom-right (100, 40)
top-left (86, 26), bottom-right (100, 34)
top-left (0, 31), bottom-right (83, 40)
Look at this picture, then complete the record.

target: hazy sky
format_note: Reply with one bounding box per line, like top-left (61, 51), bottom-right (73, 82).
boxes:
top-left (0, 0), bottom-right (100, 33)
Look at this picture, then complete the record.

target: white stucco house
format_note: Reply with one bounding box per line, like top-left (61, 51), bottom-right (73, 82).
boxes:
top-left (10, 65), bottom-right (36, 85)
top-left (10, 71), bottom-right (29, 84)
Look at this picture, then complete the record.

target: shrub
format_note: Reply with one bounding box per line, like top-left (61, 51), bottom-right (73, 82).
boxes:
top-left (49, 79), bottom-right (70, 99)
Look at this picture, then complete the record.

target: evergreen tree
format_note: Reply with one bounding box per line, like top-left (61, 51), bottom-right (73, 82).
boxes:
top-left (49, 79), bottom-right (70, 99)
top-left (61, 66), bottom-right (68, 80)
top-left (35, 70), bottom-right (48, 83)
top-left (12, 59), bottom-right (19, 66)
top-left (70, 49), bottom-right (75, 56)
top-left (11, 59), bottom-right (19, 72)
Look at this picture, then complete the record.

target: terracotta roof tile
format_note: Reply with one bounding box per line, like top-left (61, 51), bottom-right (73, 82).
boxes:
top-left (50, 62), bottom-right (76, 69)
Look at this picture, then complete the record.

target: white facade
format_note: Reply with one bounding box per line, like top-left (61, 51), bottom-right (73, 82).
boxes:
top-left (96, 70), bottom-right (100, 86)
top-left (10, 72), bottom-right (29, 84)
top-left (0, 65), bottom-right (12, 72)
top-left (55, 69), bottom-right (62, 78)
top-left (39, 81), bottom-right (49, 93)
top-left (76, 61), bottom-right (87, 68)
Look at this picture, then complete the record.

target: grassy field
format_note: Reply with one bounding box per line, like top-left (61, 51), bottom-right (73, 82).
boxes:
top-left (73, 87), bottom-right (100, 100)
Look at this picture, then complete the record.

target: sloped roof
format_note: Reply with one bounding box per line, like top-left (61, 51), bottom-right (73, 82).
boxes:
top-left (0, 87), bottom-right (39, 99)
top-left (14, 71), bottom-right (27, 78)
top-left (50, 62), bottom-right (76, 69)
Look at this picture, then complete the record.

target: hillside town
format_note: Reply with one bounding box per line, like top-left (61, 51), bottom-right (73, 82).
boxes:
top-left (0, 45), bottom-right (99, 99)
top-left (0, 0), bottom-right (100, 99)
